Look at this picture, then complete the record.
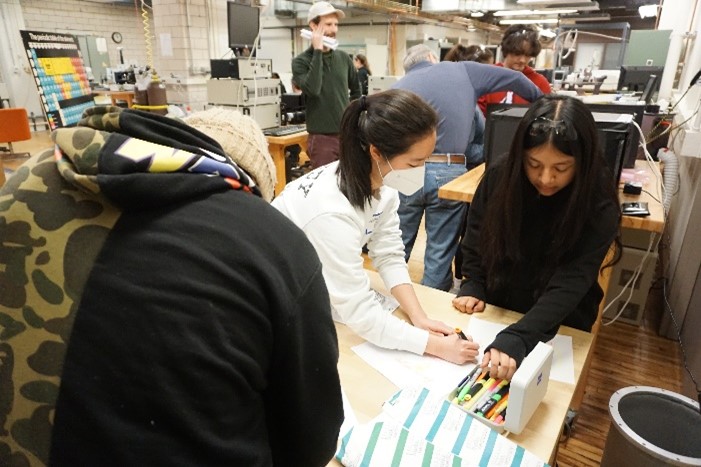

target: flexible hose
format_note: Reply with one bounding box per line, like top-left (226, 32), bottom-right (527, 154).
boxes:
top-left (657, 148), bottom-right (679, 214)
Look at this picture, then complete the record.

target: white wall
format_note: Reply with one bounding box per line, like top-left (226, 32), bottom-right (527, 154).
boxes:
top-left (0, 0), bottom-right (41, 115)
top-left (3, 0), bottom-right (494, 113)
top-left (20, 0), bottom-right (153, 70)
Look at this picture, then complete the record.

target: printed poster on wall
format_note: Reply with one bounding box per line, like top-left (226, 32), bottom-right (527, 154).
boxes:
top-left (20, 30), bottom-right (95, 129)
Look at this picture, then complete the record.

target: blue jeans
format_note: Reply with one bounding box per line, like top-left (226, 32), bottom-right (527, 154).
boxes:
top-left (398, 162), bottom-right (467, 291)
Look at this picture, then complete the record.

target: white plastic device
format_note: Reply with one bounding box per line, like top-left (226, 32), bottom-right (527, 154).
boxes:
top-left (447, 340), bottom-right (553, 435)
top-left (300, 29), bottom-right (338, 50)
top-left (505, 341), bottom-right (553, 434)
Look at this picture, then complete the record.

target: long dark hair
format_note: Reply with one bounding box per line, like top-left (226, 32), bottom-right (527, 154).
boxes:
top-left (338, 89), bottom-right (437, 208)
top-left (481, 95), bottom-right (621, 291)
top-left (355, 54), bottom-right (371, 75)
top-left (501, 24), bottom-right (542, 58)
top-left (444, 44), bottom-right (493, 64)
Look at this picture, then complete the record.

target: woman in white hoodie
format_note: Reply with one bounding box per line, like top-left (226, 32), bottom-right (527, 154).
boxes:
top-left (272, 89), bottom-right (479, 364)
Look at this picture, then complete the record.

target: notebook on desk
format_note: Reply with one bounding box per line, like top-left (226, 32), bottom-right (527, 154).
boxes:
top-left (336, 385), bottom-right (549, 466)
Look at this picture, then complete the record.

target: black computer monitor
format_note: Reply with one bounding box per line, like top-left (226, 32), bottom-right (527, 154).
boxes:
top-left (227, 2), bottom-right (260, 51)
top-left (553, 69), bottom-right (568, 82)
top-left (618, 65), bottom-right (664, 94)
top-left (113, 70), bottom-right (135, 85)
top-left (640, 74), bottom-right (660, 104)
top-left (586, 102), bottom-right (645, 168)
top-left (484, 106), bottom-right (632, 188)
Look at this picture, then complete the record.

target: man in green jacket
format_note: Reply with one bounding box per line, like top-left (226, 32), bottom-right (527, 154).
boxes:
top-left (292, 1), bottom-right (361, 168)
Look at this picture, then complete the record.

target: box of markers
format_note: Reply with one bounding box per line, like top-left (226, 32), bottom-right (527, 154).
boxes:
top-left (446, 341), bottom-right (554, 435)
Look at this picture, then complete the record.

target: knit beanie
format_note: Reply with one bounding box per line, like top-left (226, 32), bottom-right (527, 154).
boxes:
top-left (185, 107), bottom-right (276, 202)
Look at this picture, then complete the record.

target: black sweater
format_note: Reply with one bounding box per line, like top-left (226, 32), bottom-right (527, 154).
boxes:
top-left (1, 107), bottom-right (343, 467)
top-left (458, 164), bottom-right (620, 366)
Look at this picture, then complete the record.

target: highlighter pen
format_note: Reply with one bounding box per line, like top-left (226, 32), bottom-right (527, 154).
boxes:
top-left (477, 378), bottom-right (509, 407)
top-left (463, 377), bottom-right (496, 410)
top-left (487, 394), bottom-right (509, 420)
top-left (472, 379), bottom-right (505, 414)
top-left (471, 378), bottom-right (501, 412)
top-left (494, 408), bottom-right (508, 425)
top-left (488, 396), bottom-right (509, 421)
top-left (463, 367), bottom-right (483, 393)
top-left (457, 370), bottom-right (488, 402)
top-left (455, 365), bottom-right (481, 394)
top-left (475, 384), bottom-right (510, 416)
top-left (455, 328), bottom-right (468, 340)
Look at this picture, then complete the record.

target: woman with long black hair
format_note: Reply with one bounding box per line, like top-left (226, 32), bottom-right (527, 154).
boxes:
top-left (453, 95), bottom-right (621, 379)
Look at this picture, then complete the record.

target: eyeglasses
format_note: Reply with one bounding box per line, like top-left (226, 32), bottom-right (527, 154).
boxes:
top-left (528, 117), bottom-right (578, 141)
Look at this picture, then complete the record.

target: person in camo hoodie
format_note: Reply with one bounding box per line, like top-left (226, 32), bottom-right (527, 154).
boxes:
top-left (0, 106), bottom-right (342, 466)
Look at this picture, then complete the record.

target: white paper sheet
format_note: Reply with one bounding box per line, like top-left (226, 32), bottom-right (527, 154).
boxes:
top-left (159, 33), bottom-right (173, 57)
top-left (466, 318), bottom-right (575, 384)
top-left (95, 37), bottom-right (107, 53)
top-left (548, 334), bottom-right (575, 384)
top-left (382, 386), bottom-right (549, 466)
top-left (351, 317), bottom-right (576, 393)
top-left (336, 386), bottom-right (549, 466)
top-left (352, 343), bottom-right (478, 395)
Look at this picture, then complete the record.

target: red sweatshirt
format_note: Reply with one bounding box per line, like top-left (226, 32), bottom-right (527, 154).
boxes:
top-left (478, 63), bottom-right (552, 115)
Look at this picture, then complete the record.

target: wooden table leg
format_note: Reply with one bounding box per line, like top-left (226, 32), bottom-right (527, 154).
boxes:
top-left (570, 248), bottom-right (615, 412)
top-left (267, 143), bottom-right (287, 196)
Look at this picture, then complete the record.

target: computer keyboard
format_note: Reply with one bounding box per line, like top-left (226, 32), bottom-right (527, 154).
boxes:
top-left (263, 124), bottom-right (306, 137)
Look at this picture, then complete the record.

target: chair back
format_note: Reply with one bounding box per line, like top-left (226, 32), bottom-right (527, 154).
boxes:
top-left (0, 108), bottom-right (31, 143)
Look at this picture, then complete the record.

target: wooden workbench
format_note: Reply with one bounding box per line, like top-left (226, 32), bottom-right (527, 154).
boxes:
top-left (266, 130), bottom-right (308, 196)
top-left (438, 160), bottom-right (665, 233)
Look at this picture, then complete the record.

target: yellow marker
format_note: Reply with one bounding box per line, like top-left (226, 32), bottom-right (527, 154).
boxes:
top-left (488, 394), bottom-right (510, 421)
top-left (463, 378), bottom-right (496, 409)
top-left (462, 377), bottom-right (496, 410)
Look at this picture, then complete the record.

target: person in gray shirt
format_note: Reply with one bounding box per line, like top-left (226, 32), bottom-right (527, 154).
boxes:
top-left (392, 44), bottom-right (543, 291)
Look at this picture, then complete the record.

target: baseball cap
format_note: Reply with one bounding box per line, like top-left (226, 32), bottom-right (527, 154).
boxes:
top-left (307, 1), bottom-right (345, 23)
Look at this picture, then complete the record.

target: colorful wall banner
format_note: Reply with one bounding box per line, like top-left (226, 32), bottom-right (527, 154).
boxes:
top-left (21, 30), bottom-right (95, 129)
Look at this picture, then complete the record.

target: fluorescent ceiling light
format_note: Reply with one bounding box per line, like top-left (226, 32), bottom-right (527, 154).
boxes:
top-left (494, 9), bottom-right (576, 16)
top-left (470, 11), bottom-right (485, 17)
top-left (499, 18), bottom-right (559, 25)
top-left (639, 4), bottom-right (658, 18)
top-left (560, 12), bottom-right (611, 22)
top-left (540, 1), bottom-right (599, 8)
top-left (540, 29), bottom-right (557, 38)
top-left (518, 0), bottom-right (592, 4)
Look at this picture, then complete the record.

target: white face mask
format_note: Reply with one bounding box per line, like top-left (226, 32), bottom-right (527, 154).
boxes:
top-left (377, 159), bottom-right (425, 196)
